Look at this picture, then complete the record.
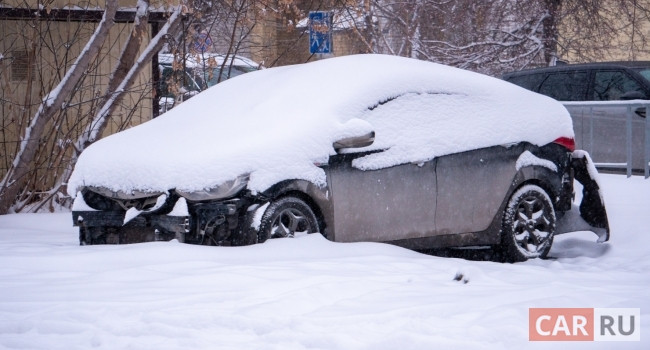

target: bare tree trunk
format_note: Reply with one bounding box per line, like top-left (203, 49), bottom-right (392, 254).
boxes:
top-left (28, 0), bottom-right (153, 209)
top-left (45, 6), bottom-right (183, 201)
top-left (106, 0), bottom-right (151, 96)
top-left (78, 6), bottom-right (183, 149)
top-left (0, 0), bottom-right (118, 214)
top-left (542, 0), bottom-right (562, 66)
top-left (364, 0), bottom-right (376, 52)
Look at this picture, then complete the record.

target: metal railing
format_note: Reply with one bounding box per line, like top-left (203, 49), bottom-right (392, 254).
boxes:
top-left (562, 101), bottom-right (650, 179)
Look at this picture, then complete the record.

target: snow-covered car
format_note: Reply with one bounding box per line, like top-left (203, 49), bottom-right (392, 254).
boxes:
top-left (69, 54), bottom-right (610, 262)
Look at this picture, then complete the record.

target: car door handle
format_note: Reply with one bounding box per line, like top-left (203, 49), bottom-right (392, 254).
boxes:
top-left (634, 107), bottom-right (646, 118)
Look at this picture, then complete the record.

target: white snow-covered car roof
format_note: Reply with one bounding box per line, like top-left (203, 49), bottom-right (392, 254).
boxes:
top-left (68, 54), bottom-right (573, 196)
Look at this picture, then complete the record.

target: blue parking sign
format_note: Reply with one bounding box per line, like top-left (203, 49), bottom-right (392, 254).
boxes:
top-left (194, 32), bottom-right (212, 53)
top-left (309, 12), bottom-right (333, 54)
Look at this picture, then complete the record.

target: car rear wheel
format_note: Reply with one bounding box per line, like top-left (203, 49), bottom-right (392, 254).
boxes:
top-left (258, 197), bottom-right (319, 243)
top-left (501, 185), bottom-right (556, 262)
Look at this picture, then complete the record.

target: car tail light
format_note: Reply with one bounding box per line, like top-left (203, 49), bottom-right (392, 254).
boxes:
top-left (553, 137), bottom-right (575, 152)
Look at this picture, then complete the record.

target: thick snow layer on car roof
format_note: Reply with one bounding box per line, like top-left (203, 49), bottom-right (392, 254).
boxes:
top-left (68, 54), bottom-right (573, 196)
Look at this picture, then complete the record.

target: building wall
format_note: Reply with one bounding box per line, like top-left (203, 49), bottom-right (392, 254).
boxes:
top-left (0, 2), bottom-right (158, 187)
top-left (558, 1), bottom-right (650, 63)
top-left (3, 0), bottom-right (143, 9)
top-left (248, 3), bottom-right (369, 67)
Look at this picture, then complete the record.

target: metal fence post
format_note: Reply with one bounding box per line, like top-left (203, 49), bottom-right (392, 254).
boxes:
top-left (589, 106), bottom-right (594, 153)
top-left (646, 105), bottom-right (650, 179)
top-left (563, 101), bottom-right (648, 179)
top-left (626, 106), bottom-right (633, 178)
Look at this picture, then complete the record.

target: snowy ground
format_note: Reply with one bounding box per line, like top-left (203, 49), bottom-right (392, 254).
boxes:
top-left (0, 174), bottom-right (648, 349)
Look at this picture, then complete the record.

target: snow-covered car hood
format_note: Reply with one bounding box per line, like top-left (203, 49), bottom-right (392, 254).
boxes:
top-left (68, 54), bottom-right (573, 197)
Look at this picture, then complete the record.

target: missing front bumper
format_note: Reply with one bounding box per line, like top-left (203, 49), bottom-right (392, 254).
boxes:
top-left (73, 210), bottom-right (190, 242)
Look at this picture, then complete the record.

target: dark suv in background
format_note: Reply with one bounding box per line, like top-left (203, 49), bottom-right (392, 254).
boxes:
top-left (503, 62), bottom-right (650, 173)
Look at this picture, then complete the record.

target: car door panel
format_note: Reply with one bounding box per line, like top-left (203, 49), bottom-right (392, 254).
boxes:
top-left (327, 155), bottom-right (437, 243)
top-left (435, 146), bottom-right (520, 235)
top-left (586, 108), bottom-right (646, 169)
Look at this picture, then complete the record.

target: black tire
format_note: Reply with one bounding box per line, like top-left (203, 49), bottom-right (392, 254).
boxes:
top-left (258, 197), bottom-right (319, 243)
top-left (230, 210), bottom-right (259, 246)
top-left (500, 184), bottom-right (556, 262)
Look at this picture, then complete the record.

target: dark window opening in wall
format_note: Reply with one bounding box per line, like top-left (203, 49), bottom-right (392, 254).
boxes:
top-left (10, 50), bottom-right (34, 81)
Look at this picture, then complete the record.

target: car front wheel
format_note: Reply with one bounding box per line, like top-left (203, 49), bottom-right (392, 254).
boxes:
top-left (501, 184), bottom-right (556, 262)
top-left (258, 197), bottom-right (319, 243)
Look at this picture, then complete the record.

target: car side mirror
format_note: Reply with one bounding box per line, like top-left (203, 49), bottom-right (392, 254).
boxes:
top-left (620, 91), bottom-right (646, 100)
top-left (333, 131), bottom-right (375, 151)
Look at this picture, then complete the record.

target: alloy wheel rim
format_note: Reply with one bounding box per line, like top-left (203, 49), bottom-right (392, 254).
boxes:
top-left (270, 208), bottom-right (311, 238)
top-left (512, 195), bottom-right (553, 254)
